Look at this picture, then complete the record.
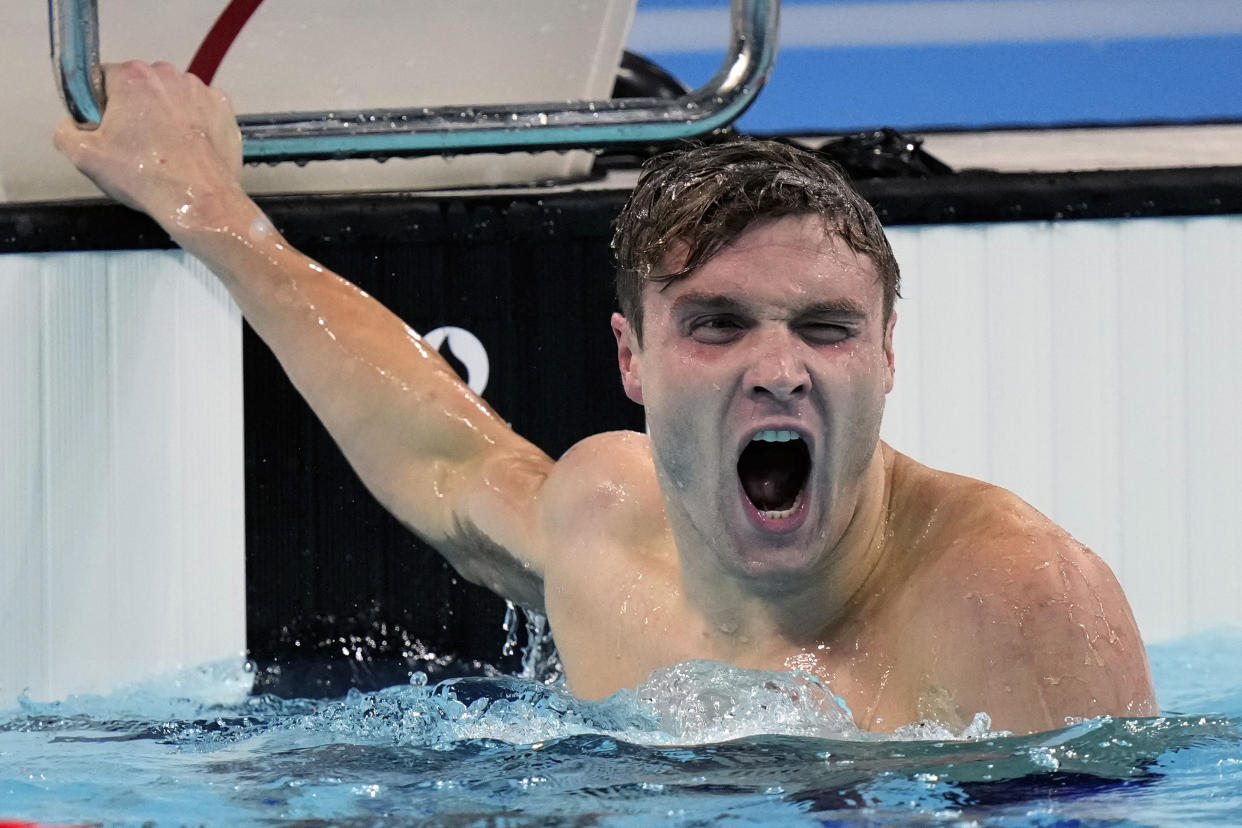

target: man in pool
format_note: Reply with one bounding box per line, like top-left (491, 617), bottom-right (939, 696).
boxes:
top-left (56, 61), bottom-right (1156, 735)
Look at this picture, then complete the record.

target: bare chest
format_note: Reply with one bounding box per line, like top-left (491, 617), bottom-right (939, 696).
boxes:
top-left (544, 568), bottom-right (934, 731)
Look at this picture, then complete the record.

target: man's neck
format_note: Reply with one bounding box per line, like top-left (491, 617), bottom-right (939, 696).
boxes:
top-left (676, 445), bottom-right (897, 655)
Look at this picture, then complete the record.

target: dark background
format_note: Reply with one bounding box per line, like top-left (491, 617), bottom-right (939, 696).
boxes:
top-left (242, 192), bottom-right (643, 693)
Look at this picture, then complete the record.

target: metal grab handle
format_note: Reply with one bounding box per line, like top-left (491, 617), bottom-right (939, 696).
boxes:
top-left (50, 0), bottom-right (105, 125)
top-left (50, 0), bottom-right (779, 163)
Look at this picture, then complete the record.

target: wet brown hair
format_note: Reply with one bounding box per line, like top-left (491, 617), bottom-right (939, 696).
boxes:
top-left (612, 138), bottom-right (900, 344)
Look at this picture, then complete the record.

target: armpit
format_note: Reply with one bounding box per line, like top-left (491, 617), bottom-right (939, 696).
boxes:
top-left (443, 513), bottom-right (545, 612)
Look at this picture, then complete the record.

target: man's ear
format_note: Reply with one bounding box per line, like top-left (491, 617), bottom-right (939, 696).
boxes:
top-left (611, 312), bottom-right (644, 404)
top-left (883, 310), bottom-right (897, 394)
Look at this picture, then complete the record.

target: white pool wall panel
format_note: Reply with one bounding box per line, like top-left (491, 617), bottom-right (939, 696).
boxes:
top-left (0, 251), bottom-right (244, 703)
top-left (882, 215), bottom-right (1242, 644)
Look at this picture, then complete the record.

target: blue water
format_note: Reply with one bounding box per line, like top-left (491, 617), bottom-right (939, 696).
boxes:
top-left (3, 628), bottom-right (1241, 826)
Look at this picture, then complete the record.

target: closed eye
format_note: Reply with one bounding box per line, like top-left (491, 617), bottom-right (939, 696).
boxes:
top-left (799, 322), bottom-right (853, 345)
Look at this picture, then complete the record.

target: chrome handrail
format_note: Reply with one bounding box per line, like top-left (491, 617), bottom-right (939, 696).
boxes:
top-left (50, 0), bottom-right (105, 125)
top-left (50, 0), bottom-right (779, 162)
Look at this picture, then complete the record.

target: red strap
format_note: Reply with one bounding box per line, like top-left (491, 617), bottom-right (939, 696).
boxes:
top-left (187, 0), bottom-right (265, 84)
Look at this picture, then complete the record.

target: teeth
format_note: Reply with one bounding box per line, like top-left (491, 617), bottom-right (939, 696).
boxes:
top-left (751, 429), bottom-right (800, 443)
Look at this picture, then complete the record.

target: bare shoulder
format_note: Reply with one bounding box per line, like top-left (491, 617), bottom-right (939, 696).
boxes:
top-left (540, 430), bottom-right (667, 546)
top-left (886, 451), bottom-right (1157, 733)
top-left (888, 449), bottom-right (1105, 583)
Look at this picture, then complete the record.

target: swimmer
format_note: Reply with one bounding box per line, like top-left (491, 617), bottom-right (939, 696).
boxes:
top-left (56, 61), bottom-right (1157, 734)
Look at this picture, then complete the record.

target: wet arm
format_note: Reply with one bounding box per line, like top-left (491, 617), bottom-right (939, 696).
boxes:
top-left (1004, 545), bottom-right (1158, 733)
top-left (54, 61), bottom-right (552, 607)
top-left (932, 535), bottom-right (1157, 735)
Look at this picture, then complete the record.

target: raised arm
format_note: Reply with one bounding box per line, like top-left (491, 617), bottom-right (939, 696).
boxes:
top-left (55, 61), bottom-right (553, 608)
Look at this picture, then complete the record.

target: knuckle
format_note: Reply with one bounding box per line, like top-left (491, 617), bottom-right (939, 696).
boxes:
top-left (53, 126), bottom-right (91, 163)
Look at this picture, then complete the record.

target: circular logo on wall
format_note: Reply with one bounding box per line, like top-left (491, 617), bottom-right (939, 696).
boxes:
top-left (424, 326), bottom-right (490, 397)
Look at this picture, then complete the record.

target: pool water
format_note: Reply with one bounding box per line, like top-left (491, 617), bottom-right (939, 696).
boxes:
top-left (3, 627), bottom-right (1241, 826)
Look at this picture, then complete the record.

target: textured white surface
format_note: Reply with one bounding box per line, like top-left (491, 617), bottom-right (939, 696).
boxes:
top-left (3, 0), bottom-right (634, 203)
top-left (0, 250), bottom-right (244, 702)
top-left (918, 125), bottom-right (1242, 172)
top-left (883, 215), bottom-right (1242, 643)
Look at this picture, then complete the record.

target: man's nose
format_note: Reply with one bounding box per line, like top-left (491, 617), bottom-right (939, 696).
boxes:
top-left (744, 329), bottom-right (810, 402)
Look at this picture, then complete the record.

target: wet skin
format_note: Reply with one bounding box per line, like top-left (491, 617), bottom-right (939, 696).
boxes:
top-left (545, 219), bottom-right (1155, 732)
top-left (613, 217), bottom-right (895, 588)
top-left (56, 61), bottom-right (1157, 735)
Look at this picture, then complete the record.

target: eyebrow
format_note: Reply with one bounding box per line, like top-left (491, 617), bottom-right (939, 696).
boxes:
top-left (669, 292), bottom-right (745, 315)
top-left (795, 300), bottom-right (870, 321)
top-left (670, 292), bottom-right (870, 320)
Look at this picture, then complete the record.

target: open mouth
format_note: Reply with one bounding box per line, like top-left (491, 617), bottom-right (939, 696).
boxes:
top-left (737, 430), bottom-right (811, 520)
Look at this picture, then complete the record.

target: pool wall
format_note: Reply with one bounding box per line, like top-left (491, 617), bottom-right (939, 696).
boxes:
top-left (0, 250), bottom-right (245, 702)
top-left (882, 215), bottom-right (1242, 643)
top-left (3, 163), bottom-right (1241, 701)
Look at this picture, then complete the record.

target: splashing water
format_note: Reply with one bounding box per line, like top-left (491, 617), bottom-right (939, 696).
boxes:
top-left (637, 661), bottom-right (860, 743)
top-left (500, 600), bottom-right (562, 683)
top-left (2, 629), bottom-right (1242, 825)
